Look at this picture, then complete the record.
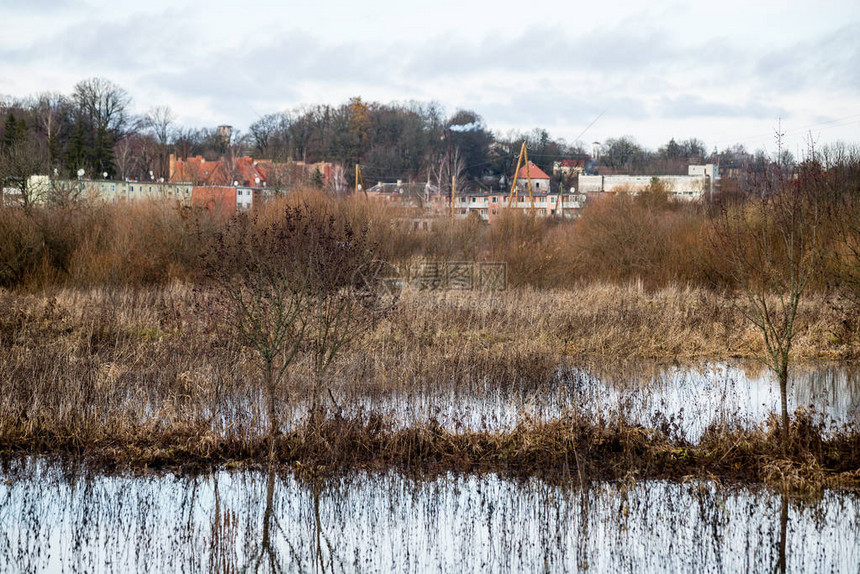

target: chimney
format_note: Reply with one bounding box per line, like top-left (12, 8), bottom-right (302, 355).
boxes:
top-left (169, 153), bottom-right (176, 181)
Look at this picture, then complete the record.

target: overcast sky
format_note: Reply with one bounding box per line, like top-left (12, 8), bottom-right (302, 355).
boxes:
top-left (1, 0), bottom-right (858, 155)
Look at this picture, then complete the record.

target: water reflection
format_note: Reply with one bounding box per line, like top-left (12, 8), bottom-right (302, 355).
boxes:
top-left (1, 460), bottom-right (857, 573)
top-left (563, 362), bottom-right (860, 441)
top-left (332, 362), bottom-right (860, 441)
top-left (82, 361), bottom-right (860, 444)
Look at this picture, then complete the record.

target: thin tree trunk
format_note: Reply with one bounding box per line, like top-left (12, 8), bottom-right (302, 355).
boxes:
top-left (265, 360), bottom-right (277, 460)
top-left (779, 363), bottom-right (789, 448)
top-left (775, 495), bottom-right (788, 574)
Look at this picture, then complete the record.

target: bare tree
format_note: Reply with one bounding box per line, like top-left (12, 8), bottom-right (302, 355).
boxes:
top-left (203, 209), bottom-right (310, 456)
top-left (817, 143), bottom-right (860, 303)
top-left (71, 78), bottom-right (132, 176)
top-left (145, 105), bottom-right (175, 180)
top-left (0, 135), bottom-right (49, 212)
top-left (72, 77), bottom-right (131, 135)
top-left (299, 210), bottom-right (377, 424)
top-left (113, 136), bottom-right (139, 181)
top-left (203, 201), bottom-right (379, 451)
top-left (431, 146), bottom-right (466, 198)
top-left (714, 163), bottom-right (826, 445)
top-left (32, 92), bottom-right (70, 170)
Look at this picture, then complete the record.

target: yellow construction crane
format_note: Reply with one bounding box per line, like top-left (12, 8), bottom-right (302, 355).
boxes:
top-left (507, 142), bottom-right (535, 216)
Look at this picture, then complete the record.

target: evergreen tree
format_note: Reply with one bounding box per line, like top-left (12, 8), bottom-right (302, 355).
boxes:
top-left (2, 114), bottom-right (27, 150)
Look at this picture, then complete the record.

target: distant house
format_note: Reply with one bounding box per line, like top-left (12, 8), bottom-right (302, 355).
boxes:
top-left (576, 172), bottom-right (712, 200)
top-left (192, 185), bottom-right (262, 216)
top-left (169, 155), bottom-right (267, 187)
top-left (169, 154), bottom-right (346, 193)
top-left (366, 180), bottom-right (440, 209)
top-left (49, 178), bottom-right (193, 205)
top-left (513, 161), bottom-right (551, 193)
top-left (553, 159), bottom-right (586, 178)
top-left (454, 190), bottom-right (586, 222)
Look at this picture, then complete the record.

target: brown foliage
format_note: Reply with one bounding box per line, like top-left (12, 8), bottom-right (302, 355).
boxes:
top-left (0, 285), bottom-right (856, 491)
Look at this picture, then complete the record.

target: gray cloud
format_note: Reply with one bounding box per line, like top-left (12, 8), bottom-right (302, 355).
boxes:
top-left (1, 0), bottom-right (84, 12)
top-left (2, 7), bottom-right (856, 147)
top-left (482, 91), bottom-right (648, 130)
top-left (659, 95), bottom-right (788, 120)
top-left (399, 24), bottom-right (678, 79)
top-left (753, 23), bottom-right (860, 94)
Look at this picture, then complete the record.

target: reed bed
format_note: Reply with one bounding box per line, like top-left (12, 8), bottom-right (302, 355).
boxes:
top-left (1, 285), bottom-right (857, 492)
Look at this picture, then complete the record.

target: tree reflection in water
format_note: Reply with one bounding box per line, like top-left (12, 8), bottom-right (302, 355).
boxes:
top-left (0, 461), bottom-right (856, 572)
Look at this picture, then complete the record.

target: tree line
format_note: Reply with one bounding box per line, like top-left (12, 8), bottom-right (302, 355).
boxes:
top-left (0, 76), bottom-right (833, 198)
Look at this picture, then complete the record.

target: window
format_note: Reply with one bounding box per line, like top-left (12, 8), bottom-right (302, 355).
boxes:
top-left (550, 197), bottom-right (556, 203)
top-left (492, 196), bottom-right (498, 203)
top-left (471, 197), bottom-right (476, 203)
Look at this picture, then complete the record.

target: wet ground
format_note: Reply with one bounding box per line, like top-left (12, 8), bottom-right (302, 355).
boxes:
top-left (3, 362), bottom-right (858, 572)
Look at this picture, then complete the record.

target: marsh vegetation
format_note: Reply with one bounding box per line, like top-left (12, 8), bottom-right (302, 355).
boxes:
top-left (2, 158), bottom-right (859, 570)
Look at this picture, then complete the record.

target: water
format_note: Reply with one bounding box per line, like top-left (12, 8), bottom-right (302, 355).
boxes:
top-left (330, 362), bottom-right (860, 441)
top-left (1, 460), bottom-right (857, 573)
top-left (96, 361), bottom-right (860, 443)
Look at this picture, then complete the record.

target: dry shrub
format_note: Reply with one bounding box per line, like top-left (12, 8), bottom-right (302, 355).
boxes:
top-left (2, 169), bottom-right (859, 294)
top-left (0, 202), bottom-right (220, 289)
top-left (569, 193), bottom-right (712, 288)
top-left (484, 210), bottom-right (562, 287)
top-left (0, 207), bottom-right (43, 288)
top-left (68, 201), bottom-right (214, 286)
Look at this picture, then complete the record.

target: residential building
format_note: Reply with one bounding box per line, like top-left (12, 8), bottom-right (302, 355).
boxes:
top-left (366, 180), bottom-right (441, 210)
top-left (454, 190), bottom-right (586, 221)
top-left (513, 161), bottom-right (551, 193)
top-left (51, 178), bottom-right (193, 205)
top-left (553, 159), bottom-right (586, 178)
top-left (169, 154), bottom-right (347, 193)
top-left (576, 167), bottom-right (717, 200)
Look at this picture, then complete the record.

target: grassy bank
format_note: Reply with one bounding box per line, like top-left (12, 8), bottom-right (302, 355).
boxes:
top-left (1, 285), bottom-right (857, 491)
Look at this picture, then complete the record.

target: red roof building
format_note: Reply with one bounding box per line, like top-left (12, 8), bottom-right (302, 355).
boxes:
top-left (169, 155), bottom-right (269, 187)
top-left (169, 154), bottom-right (345, 193)
top-left (513, 161), bottom-right (552, 193)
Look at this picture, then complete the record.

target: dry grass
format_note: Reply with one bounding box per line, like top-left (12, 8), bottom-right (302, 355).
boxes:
top-left (1, 189), bottom-right (858, 489)
top-left (0, 284), bottom-right (857, 492)
top-left (388, 284), bottom-right (859, 362)
top-left (1, 187), bottom-right (859, 294)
